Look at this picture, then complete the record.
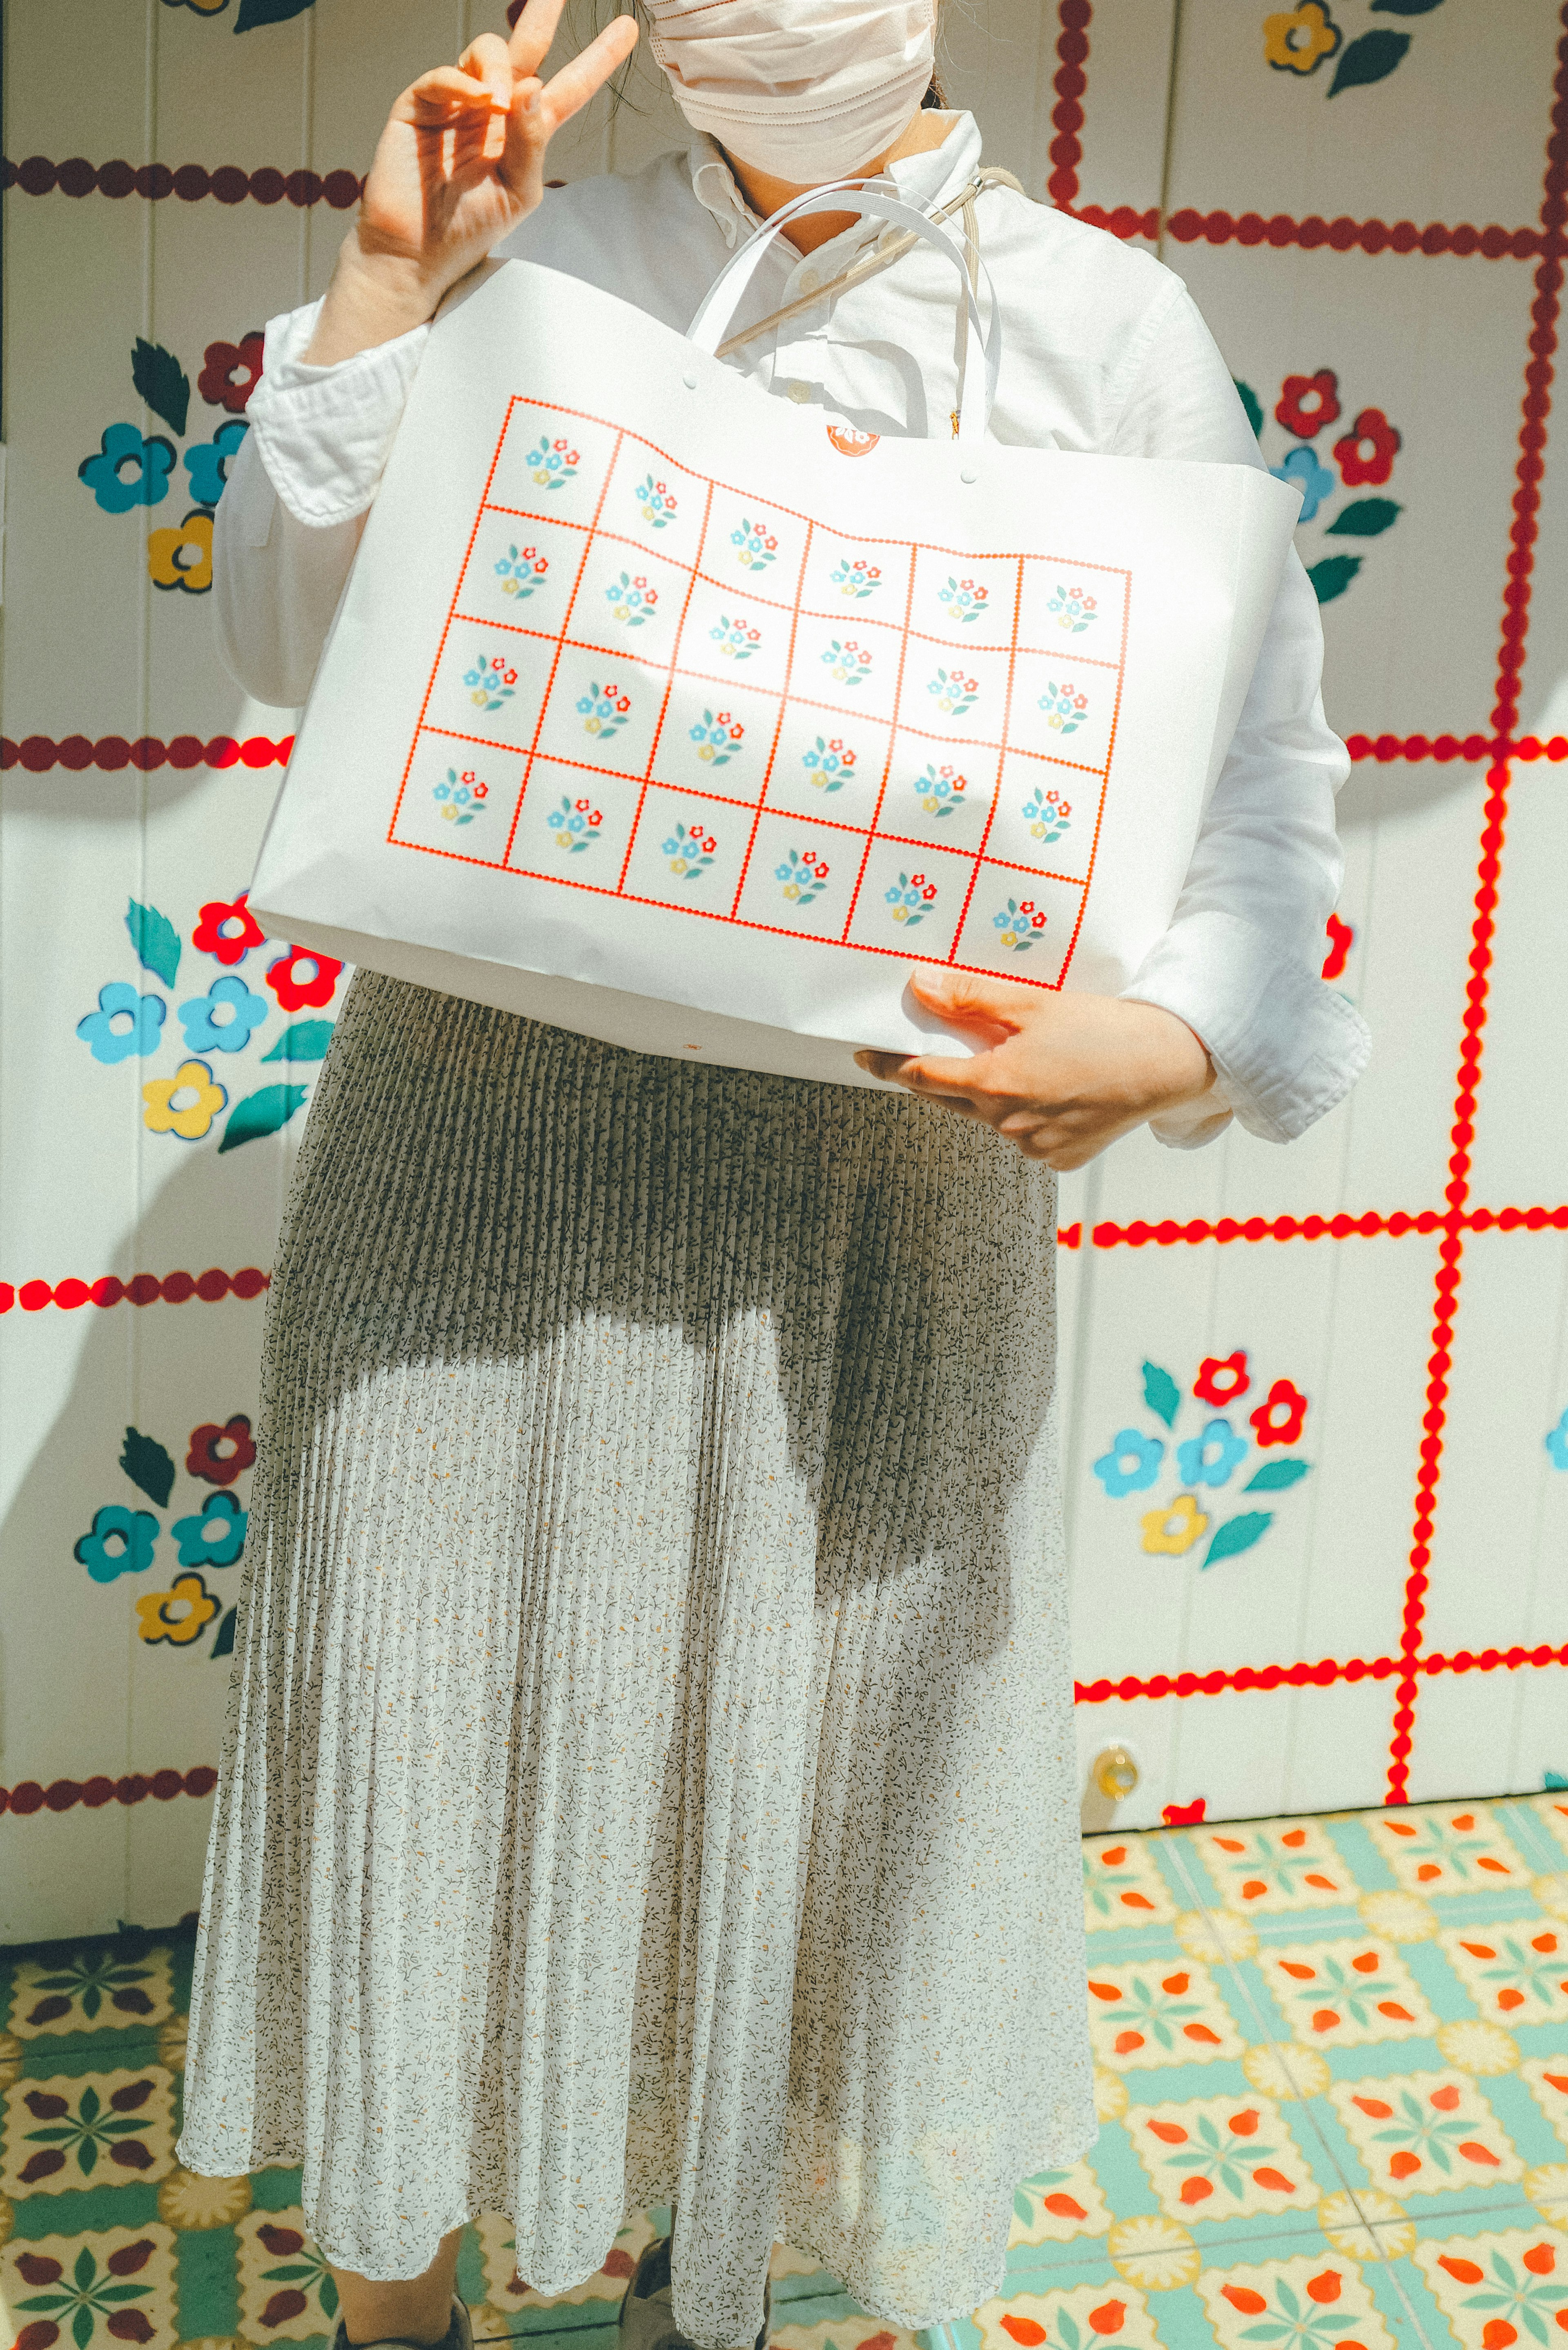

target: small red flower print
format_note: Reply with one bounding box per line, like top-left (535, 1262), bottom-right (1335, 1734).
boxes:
top-left (1001, 2323), bottom-right (1046, 2348)
top-left (1276, 370), bottom-right (1341, 439)
top-left (107, 2242), bottom-right (156, 2276)
top-left (106, 2320), bottom-right (155, 2346)
top-left (260, 2292), bottom-right (310, 2329)
top-left (17, 2329), bottom-right (62, 2350)
top-left (266, 946), bottom-right (343, 1011)
top-left (199, 332), bottom-right (265, 415)
top-left (1334, 407), bottom-right (1401, 487)
top-left (194, 891), bottom-right (265, 966)
top-left (1251, 1378), bottom-right (1308, 1447)
top-left (1306, 2272), bottom-right (1341, 2305)
top-left (1323, 911), bottom-right (1353, 980)
top-left (1222, 2289), bottom-right (1267, 2316)
top-left (1043, 2192), bottom-right (1087, 2218)
top-left (187, 1414), bottom-right (256, 1488)
top-left (1440, 2260), bottom-right (1486, 2285)
top-left (1195, 1351), bottom-right (1250, 1406)
top-left (17, 2256), bottom-right (65, 2286)
top-left (1525, 2248), bottom-right (1558, 2276)
top-left (1088, 2303), bottom-right (1126, 2336)
top-left (1483, 2326), bottom-right (1518, 2350)
top-left (1163, 1798), bottom-right (1207, 1826)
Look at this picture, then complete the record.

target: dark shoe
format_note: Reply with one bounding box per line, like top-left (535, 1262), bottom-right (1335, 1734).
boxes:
top-left (617, 2236), bottom-right (770, 2350)
top-left (334, 2295), bottom-right (472, 2350)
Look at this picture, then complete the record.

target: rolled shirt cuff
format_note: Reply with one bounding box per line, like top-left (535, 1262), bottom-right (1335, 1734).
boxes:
top-left (247, 298), bottom-right (431, 529)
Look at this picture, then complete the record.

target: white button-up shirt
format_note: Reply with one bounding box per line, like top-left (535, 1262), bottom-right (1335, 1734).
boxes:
top-left (220, 111), bottom-right (1370, 1147)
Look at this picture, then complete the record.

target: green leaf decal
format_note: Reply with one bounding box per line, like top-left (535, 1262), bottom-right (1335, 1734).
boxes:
top-left (126, 898), bottom-right (181, 987)
top-left (1325, 498), bottom-right (1402, 537)
top-left (1234, 379), bottom-right (1265, 440)
top-left (1329, 28), bottom-right (1412, 93)
top-left (1244, 1458), bottom-right (1310, 1493)
top-left (1141, 1361), bottom-right (1182, 1427)
top-left (1370, 0), bottom-right (1445, 13)
top-left (1203, 1510), bottom-right (1274, 1568)
top-left (120, 1426), bottom-right (175, 1508)
top-left (260, 1019), bottom-right (335, 1063)
top-left (1307, 554), bottom-right (1363, 604)
top-left (212, 1606), bottom-right (237, 1659)
top-left (131, 338), bottom-right (190, 437)
top-left (235, 0), bottom-right (317, 27)
top-left (218, 1082), bottom-right (308, 1154)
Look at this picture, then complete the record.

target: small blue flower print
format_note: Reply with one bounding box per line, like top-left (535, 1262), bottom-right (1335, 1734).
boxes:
top-left (78, 423), bottom-right (175, 514)
top-left (1548, 1408), bottom-right (1568, 1470)
top-left (607, 573), bottom-right (657, 627)
top-left (579, 682), bottom-right (631, 739)
top-left (689, 709), bottom-right (744, 766)
top-left (636, 472), bottom-right (677, 528)
top-left (663, 820), bottom-right (717, 880)
top-left (927, 666), bottom-right (979, 718)
top-left (1023, 785), bottom-right (1072, 844)
top-left (76, 981), bottom-right (166, 1064)
top-left (183, 419), bottom-right (249, 507)
top-left (803, 735), bottom-right (856, 790)
top-left (178, 974), bottom-right (269, 1055)
top-left (1094, 1428), bottom-right (1165, 1498)
top-left (495, 543), bottom-right (548, 599)
top-left (548, 793), bottom-right (602, 851)
top-left (831, 556), bottom-right (882, 599)
top-left (731, 518), bottom-right (778, 571)
top-left (993, 897), bottom-right (1046, 951)
top-left (1176, 1416), bottom-right (1249, 1490)
top-left (526, 433), bottom-right (580, 488)
top-left (172, 1490), bottom-right (247, 1568)
top-left (884, 871), bottom-right (937, 927)
top-left (1039, 680), bottom-right (1088, 735)
top-left (1047, 584), bottom-right (1098, 633)
top-left (1270, 441), bottom-right (1336, 524)
top-left (74, 1503), bottom-right (159, 1583)
top-left (914, 763), bottom-right (967, 817)
top-left (433, 766), bottom-right (489, 826)
top-left (777, 846), bottom-right (831, 906)
top-left (939, 574), bottom-right (990, 625)
top-left (712, 613), bottom-right (762, 660)
top-left (823, 637), bottom-right (872, 686)
top-left (465, 651), bottom-right (518, 709)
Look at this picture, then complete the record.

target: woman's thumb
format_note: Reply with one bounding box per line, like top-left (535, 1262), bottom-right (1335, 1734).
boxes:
top-left (908, 967), bottom-right (1030, 1040)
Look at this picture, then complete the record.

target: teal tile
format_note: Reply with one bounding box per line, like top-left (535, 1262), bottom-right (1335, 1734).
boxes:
top-left (9, 2178), bottom-right (163, 2239)
top-left (176, 2219), bottom-right (243, 2338)
top-left (1323, 1818), bottom-right (1400, 1892)
top-left (253, 2161), bottom-right (307, 2208)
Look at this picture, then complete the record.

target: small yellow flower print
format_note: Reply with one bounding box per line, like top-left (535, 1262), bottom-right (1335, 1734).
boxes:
top-left (135, 1570), bottom-right (220, 1646)
top-left (143, 1058), bottom-right (227, 1141)
top-left (147, 508), bottom-right (214, 593)
top-left (1141, 1494), bottom-right (1209, 1556)
top-left (1263, 2), bottom-right (1341, 74)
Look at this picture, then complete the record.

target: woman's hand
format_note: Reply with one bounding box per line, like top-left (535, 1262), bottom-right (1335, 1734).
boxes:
top-left (305, 0), bottom-right (638, 365)
top-left (854, 971), bottom-right (1216, 1169)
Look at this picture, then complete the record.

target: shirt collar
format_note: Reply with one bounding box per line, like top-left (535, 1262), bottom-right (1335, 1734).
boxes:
top-left (688, 110), bottom-right (984, 251)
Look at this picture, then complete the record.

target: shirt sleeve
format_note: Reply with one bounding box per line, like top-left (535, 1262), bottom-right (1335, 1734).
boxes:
top-left (212, 297), bottom-right (430, 709)
top-left (1106, 277), bottom-right (1372, 1148)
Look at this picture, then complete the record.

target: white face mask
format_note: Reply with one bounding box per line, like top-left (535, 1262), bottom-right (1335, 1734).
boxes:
top-left (645, 0), bottom-right (938, 184)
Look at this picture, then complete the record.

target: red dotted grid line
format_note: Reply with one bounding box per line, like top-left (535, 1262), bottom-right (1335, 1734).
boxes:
top-left (1046, 0), bottom-right (1090, 209)
top-left (1386, 11), bottom-right (1568, 1806)
top-left (2, 154), bottom-right (361, 208)
top-left (1, 1766), bottom-right (217, 1818)
top-left (1074, 201), bottom-right (1558, 263)
top-left (0, 1268), bottom-right (270, 1314)
top-left (1346, 731), bottom-right (1568, 764)
top-left (2, 733), bottom-right (293, 774)
top-left (1076, 1641), bottom-right (1566, 1707)
top-left (1060, 1204), bottom-right (1568, 1252)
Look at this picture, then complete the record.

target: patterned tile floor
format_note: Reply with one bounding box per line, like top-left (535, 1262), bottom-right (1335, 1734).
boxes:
top-left (3, 1795), bottom-right (1568, 2350)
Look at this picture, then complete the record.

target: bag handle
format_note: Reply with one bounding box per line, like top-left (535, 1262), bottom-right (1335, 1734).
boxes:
top-left (685, 181), bottom-right (1000, 450)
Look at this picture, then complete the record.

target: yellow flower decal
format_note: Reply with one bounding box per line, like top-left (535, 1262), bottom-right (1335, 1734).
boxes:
top-left (135, 1570), bottom-right (220, 1646)
top-left (143, 1058), bottom-right (227, 1141)
top-left (1141, 1493), bottom-right (1209, 1555)
top-left (1263, 2), bottom-right (1341, 73)
top-left (148, 508), bottom-right (214, 595)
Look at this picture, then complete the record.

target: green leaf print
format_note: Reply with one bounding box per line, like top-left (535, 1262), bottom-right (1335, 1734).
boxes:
top-left (261, 1019), bottom-right (335, 1062)
top-left (1307, 555), bottom-right (1363, 604)
top-left (1203, 1510), bottom-right (1274, 1567)
top-left (218, 1081), bottom-right (308, 1153)
top-left (1329, 28), bottom-right (1412, 93)
top-left (1325, 498), bottom-right (1401, 537)
top-left (125, 896), bottom-right (181, 987)
top-left (1141, 1361), bottom-right (1181, 1427)
top-left (131, 337), bottom-right (190, 437)
top-left (120, 1425), bottom-right (176, 1506)
top-left (1243, 1458), bottom-right (1309, 1492)
top-left (1234, 380), bottom-right (1265, 440)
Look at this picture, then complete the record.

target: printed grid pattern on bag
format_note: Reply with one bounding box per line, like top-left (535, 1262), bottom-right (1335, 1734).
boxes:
top-left (385, 399), bottom-right (1130, 989)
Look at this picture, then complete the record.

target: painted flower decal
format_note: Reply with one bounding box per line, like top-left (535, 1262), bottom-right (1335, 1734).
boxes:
top-left (148, 508), bottom-right (215, 593)
top-left (732, 518), bottom-right (778, 571)
top-left (635, 472), bottom-right (677, 527)
top-left (1252, 1378), bottom-right (1309, 1447)
top-left (77, 982), bottom-right (166, 1064)
top-left (777, 848), bottom-right (830, 906)
top-left (1427, 2244), bottom-right (1568, 2350)
top-left (1176, 1417), bottom-right (1250, 1490)
top-left (1024, 786), bottom-right (1072, 844)
top-left (10, 2241), bottom-right (160, 2346)
top-left (1047, 585), bottom-right (1098, 633)
top-left (824, 637), bottom-right (873, 686)
top-left (526, 433), bottom-right (580, 488)
top-left (1547, 1408), bottom-right (1568, 1470)
top-left (1264, 3), bottom-right (1342, 74)
top-left (183, 419), bottom-right (249, 506)
top-left (690, 710), bottom-right (744, 766)
top-left (885, 871), bottom-right (938, 927)
top-left (1195, 1352), bottom-right (1250, 1406)
top-left (433, 768), bottom-right (489, 825)
top-left (74, 1505), bottom-right (159, 1583)
top-left (608, 572), bottom-right (657, 626)
top-left (916, 764), bottom-right (967, 817)
top-left (143, 1057), bottom-right (227, 1141)
top-left (187, 1414), bottom-right (256, 1487)
top-left (831, 556), bottom-right (882, 599)
top-left (136, 1570), bottom-right (222, 1646)
top-left (579, 682), bottom-right (632, 739)
top-left (1094, 1429), bottom-right (1165, 1498)
top-left (199, 332), bottom-right (265, 414)
top-left (194, 891), bottom-right (264, 965)
top-left (664, 821), bottom-right (717, 880)
top-left (178, 974), bottom-right (270, 1055)
top-left (495, 543), bottom-right (548, 599)
top-left (172, 1492), bottom-right (248, 1567)
top-left (1040, 682), bottom-right (1088, 735)
top-left (713, 613), bottom-right (762, 660)
top-left (266, 948), bottom-right (342, 1011)
top-left (804, 736), bottom-right (855, 790)
top-left (549, 795), bottom-right (602, 851)
top-left (1141, 1494), bottom-right (1210, 1555)
top-left (1272, 443), bottom-right (1336, 523)
top-left (78, 423), bottom-right (175, 513)
top-left (1277, 369), bottom-right (1342, 438)
top-left (994, 897), bottom-right (1047, 951)
top-left (1334, 407), bottom-right (1401, 486)
top-left (928, 666), bottom-right (979, 717)
top-left (466, 652), bottom-right (518, 711)
top-left (940, 575), bottom-right (990, 624)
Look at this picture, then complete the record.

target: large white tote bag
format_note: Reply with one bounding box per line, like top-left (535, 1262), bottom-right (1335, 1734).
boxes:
top-left (249, 187), bottom-right (1299, 1086)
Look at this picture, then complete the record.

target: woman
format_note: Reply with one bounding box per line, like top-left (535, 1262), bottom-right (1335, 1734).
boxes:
top-left (178, 7), bottom-right (1371, 2350)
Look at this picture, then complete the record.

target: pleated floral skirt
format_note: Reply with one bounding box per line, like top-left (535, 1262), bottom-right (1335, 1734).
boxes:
top-left (178, 971), bottom-right (1094, 2350)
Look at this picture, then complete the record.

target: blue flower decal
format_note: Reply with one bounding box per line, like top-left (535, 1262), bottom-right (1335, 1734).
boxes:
top-left (1093, 1428), bottom-right (1165, 1498)
top-left (178, 973), bottom-right (270, 1055)
top-left (1270, 442), bottom-right (1336, 524)
top-left (172, 1490), bottom-right (248, 1568)
top-left (183, 419), bottom-right (250, 508)
top-left (1548, 1408), bottom-right (1568, 1470)
top-left (76, 981), bottom-right (166, 1064)
top-left (74, 1504), bottom-right (159, 1583)
top-left (1176, 1416), bottom-right (1249, 1489)
top-left (78, 423), bottom-right (175, 513)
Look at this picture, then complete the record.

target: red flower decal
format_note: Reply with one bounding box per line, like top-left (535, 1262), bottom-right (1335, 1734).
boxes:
top-left (1334, 407), bottom-right (1401, 487)
top-left (199, 332), bottom-right (265, 416)
top-left (1276, 370), bottom-right (1341, 439)
top-left (17, 2328), bottom-right (62, 2350)
top-left (1088, 2303), bottom-right (1126, 2336)
top-left (187, 1414), bottom-right (256, 1488)
top-left (106, 2240), bottom-right (155, 2274)
top-left (267, 946), bottom-right (343, 1012)
top-left (1251, 1379), bottom-right (1308, 1447)
top-left (194, 891), bottom-right (265, 967)
top-left (20, 2150), bottom-right (68, 2183)
top-left (1222, 2289), bottom-right (1267, 2316)
top-left (1483, 2326), bottom-right (1518, 2350)
top-left (1001, 2325), bottom-right (1046, 2348)
top-left (106, 2319), bottom-right (155, 2346)
top-left (1439, 2260), bottom-right (1485, 2285)
top-left (16, 2257), bottom-right (65, 2287)
top-left (1323, 911), bottom-right (1353, 980)
top-left (1305, 2272), bottom-right (1341, 2304)
top-left (260, 2292), bottom-right (310, 2330)
top-left (1163, 1797), bottom-right (1207, 1825)
top-left (1195, 1350), bottom-right (1250, 1406)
